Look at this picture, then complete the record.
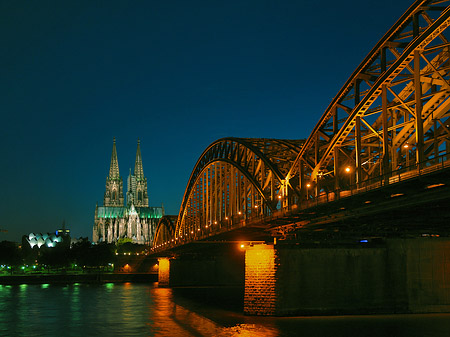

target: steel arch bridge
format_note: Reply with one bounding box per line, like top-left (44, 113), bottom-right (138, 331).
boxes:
top-left (153, 0), bottom-right (450, 251)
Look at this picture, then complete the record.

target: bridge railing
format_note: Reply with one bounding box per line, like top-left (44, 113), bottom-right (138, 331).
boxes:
top-left (298, 153), bottom-right (450, 211)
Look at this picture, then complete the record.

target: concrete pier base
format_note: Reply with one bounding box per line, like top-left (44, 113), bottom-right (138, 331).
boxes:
top-left (244, 238), bottom-right (450, 316)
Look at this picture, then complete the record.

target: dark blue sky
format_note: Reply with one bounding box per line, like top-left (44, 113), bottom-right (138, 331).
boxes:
top-left (1, 0), bottom-right (414, 241)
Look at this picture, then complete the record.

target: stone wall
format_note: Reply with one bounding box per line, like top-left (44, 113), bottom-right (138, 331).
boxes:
top-left (162, 247), bottom-right (245, 287)
top-left (244, 238), bottom-right (450, 316)
top-left (244, 244), bottom-right (276, 315)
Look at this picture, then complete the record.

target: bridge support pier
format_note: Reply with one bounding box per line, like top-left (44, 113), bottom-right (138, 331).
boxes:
top-left (243, 238), bottom-right (450, 316)
top-left (157, 246), bottom-right (245, 288)
top-left (157, 258), bottom-right (171, 287)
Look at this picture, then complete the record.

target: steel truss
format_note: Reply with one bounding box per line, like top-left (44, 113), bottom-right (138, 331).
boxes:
top-left (287, 0), bottom-right (450, 201)
top-left (172, 138), bottom-right (304, 241)
top-left (153, 0), bottom-right (450, 249)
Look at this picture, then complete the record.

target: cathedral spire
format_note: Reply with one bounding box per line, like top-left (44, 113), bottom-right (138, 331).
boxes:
top-left (134, 138), bottom-right (144, 180)
top-left (109, 137), bottom-right (120, 179)
top-left (104, 137), bottom-right (124, 207)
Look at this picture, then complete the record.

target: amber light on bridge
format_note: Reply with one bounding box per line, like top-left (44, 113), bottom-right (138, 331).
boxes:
top-left (239, 241), bottom-right (266, 250)
top-left (158, 258), bottom-right (170, 287)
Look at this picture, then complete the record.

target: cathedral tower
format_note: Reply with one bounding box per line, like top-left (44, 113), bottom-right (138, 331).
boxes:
top-left (127, 139), bottom-right (148, 207)
top-left (104, 137), bottom-right (124, 207)
top-left (94, 138), bottom-right (163, 244)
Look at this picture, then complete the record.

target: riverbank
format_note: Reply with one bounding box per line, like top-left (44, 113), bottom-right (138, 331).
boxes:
top-left (0, 272), bottom-right (158, 285)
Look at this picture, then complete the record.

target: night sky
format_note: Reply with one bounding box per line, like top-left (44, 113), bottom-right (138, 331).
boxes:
top-left (1, 0), bottom-right (414, 242)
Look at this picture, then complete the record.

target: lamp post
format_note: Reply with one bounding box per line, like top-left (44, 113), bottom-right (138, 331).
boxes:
top-left (306, 183), bottom-right (311, 206)
top-left (345, 166), bottom-right (353, 193)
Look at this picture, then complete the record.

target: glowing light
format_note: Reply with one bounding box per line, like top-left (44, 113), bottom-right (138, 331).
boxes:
top-left (345, 167), bottom-right (351, 173)
top-left (306, 183), bottom-right (311, 188)
top-left (403, 143), bottom-right (409, 148)
top-left (278, 195), bottom-right (282, 199)
top-left (240, 244), bottom-right (245, 249)
top-left (225, 217), bottom-right (229, 220)
top-left (238, 211), bottom-right (242, 215)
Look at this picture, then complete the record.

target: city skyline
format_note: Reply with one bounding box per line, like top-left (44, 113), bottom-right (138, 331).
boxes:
top-left (1, 0), bottom-right (414, 241)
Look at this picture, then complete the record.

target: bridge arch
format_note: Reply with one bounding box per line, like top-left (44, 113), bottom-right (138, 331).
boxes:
top-left (152, 1), bottom-right (450, 252)
top-left (174, 138), bottom-right (304, 239)
top-left (286, 0), bottom-right (450, 201)
top-left (153, 215), bottom-right (177, 249)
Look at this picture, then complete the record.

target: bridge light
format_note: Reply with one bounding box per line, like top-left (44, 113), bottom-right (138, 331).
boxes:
top-left (306, 183), bottom-right (311, 188)
top-left (345, 167), bottom-right (351, 173)
top-left (225, 217), bottom-right (229, 220)
top-left (191, 231), bottom-right (194, 234)
top-left (197, 228), bottom-right (200, 231)
top-left (205, 225), bottom-right (208, 228)
top-left (238, 211), bottom-right (242, 215)
top-left (214, 221), bottom-right (217, 224)
top-left (403, 143), bottom-right (409, 149)
top-left (240, 244), bottom-right (245, 249)
top-left (278, 195), bottom-right (282, 199)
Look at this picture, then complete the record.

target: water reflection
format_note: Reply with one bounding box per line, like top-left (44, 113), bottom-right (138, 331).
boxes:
top-left (0, 283), bottom-right (449, 336)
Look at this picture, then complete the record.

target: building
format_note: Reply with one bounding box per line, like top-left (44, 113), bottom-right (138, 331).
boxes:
top-left (93, 138), bottom-right (163, 244)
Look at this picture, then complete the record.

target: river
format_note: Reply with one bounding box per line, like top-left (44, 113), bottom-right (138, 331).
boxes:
top-left (1, 282), bottom-right (450, 336)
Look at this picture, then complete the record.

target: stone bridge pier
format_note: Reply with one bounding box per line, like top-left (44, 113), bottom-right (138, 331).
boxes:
top-left (158, 238), bottom-right (450, 316)
top-left (157, 244), bottom-right (245, 288)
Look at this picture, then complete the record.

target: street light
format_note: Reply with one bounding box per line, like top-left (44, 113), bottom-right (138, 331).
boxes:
top-left (306, 183), bottom-right (311, 204)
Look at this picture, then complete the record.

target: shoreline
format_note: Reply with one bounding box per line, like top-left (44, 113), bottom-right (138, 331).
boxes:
top-left (0, 272), bottom-right (158, 285)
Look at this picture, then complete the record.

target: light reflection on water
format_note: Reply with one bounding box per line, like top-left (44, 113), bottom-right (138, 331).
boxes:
top-left (0, 283), bottom-right (450, 336)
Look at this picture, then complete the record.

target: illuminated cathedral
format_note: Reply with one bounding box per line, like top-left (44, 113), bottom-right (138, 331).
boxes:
top-left (93, 138), bottom-right (163, 244)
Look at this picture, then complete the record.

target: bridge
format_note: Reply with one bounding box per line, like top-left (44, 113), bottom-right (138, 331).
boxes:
top-left (150, 0), bottom-right (450, 316)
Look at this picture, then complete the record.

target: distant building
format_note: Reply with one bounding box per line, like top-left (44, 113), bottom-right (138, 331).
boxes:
top-left (92, 138), bottom-right (163, 244)
top-left (23, 229), bottom-right (70, 249)
top-left (57, 221), bottom-right (70, 237)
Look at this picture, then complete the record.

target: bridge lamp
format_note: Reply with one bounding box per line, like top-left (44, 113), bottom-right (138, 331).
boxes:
top-left (403, 143), bottom-right (409, 149)
top-left (225, 216), bottom-right (229, 220)
top-left (345, 166), bottom-right (351, 173)
top-left (238, 211), bottom-right (242, 215)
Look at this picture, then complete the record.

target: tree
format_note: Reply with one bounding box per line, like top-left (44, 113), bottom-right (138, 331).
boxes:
top-left (0, 241), bottom-right (22, 273)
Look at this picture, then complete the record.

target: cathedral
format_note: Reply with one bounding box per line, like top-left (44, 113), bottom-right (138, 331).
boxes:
top-left (93, 138), bottom-right (163, 245)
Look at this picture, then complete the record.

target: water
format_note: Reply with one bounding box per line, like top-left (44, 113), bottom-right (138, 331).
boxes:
top-left (1, 282), bottom-right (450, 336)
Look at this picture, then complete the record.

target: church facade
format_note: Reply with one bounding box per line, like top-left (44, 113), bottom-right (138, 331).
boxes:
top-left (93, 138), bottom-right (163, 245)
